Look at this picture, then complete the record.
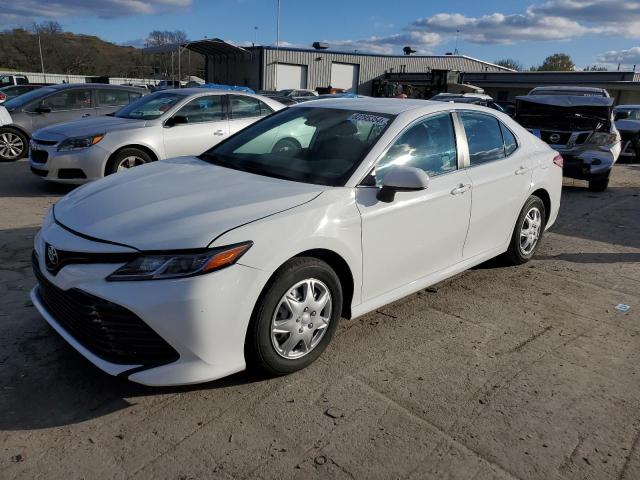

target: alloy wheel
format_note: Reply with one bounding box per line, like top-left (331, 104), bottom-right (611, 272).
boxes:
top-left (0, 132), bottom-right (24, 160)
top-left (116, 155), bottom-right (145, 171)
top-left (519, 207), bottom-right (542, 255)
top-left (270, 278), bottom-right (332, 360)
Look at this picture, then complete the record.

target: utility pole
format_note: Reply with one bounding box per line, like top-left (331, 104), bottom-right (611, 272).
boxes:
top-left (275, 0), bottom-right (280, 90)
top-left (38, 33), bottom-right (47, 83)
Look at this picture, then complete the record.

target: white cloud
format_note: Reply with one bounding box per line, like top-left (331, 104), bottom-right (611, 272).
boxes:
top-left (597, 47), bottom-right (640, 65)
top-left (325, 32), bottom-right (441, 55)
top-left (412, 11), bottom-right (587, 44)
top-left (1, 0), bottom-right (191, 26)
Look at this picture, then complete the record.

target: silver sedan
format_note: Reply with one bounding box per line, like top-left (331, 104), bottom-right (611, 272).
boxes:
top-left (28, 89), bottom-right (285, 184)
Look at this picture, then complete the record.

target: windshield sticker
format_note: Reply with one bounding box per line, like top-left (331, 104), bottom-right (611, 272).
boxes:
top-left (349, 113), bottom-right (389, 126)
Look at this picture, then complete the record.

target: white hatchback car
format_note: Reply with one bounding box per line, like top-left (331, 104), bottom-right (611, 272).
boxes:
top-left (29, 89), bottom-right (284, 183)
top-left (31, 99), bottom-right (562, 386)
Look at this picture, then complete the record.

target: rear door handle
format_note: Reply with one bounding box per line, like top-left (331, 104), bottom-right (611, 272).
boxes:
top-left (214, 130), bottom-right (225, 136)
top-left (515, 166), bottom-right (529, 175)
top-left (451, 183), bottom-right (471, 195)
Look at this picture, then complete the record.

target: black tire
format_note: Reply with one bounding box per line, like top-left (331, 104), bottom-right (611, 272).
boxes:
top-left (105, 148), bottom-right (152, 176)
top-left (271, 137), bottom-right (301, 154)
top-left (0, 127), bottom-right (28, 162)
top-left (504, 195), bottom-right (546, 265)
top-left (246, 257), bottom-right (343, 376)
top-left (588, 175), bottom-right (610, 192)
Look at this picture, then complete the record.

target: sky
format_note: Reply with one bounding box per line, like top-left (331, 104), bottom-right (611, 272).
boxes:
top-left (2, 0), bottom-right (640, 70)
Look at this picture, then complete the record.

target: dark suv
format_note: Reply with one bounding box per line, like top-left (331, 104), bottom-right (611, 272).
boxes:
top-left (0, 84), bottom-right (144, 161)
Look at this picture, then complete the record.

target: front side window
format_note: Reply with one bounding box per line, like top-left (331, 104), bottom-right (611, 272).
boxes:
top-left (374, 112), bottom-right (458, 184)
top-left (230, 95), bottom-right (272, 119)
top-left (40, 89), bottom-right (92, 111)
top-left (114, 92), bottom-right (182, 120)
top-left (96, 89), bottom-right (131, 107)
top-left (460, 112), bottom-right (506, 166)
top-left (202, 107), bottom-right (394, 186)
top-left (174, 95), bottom-right (224, 123)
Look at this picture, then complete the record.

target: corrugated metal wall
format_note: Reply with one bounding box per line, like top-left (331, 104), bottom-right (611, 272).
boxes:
top-left (260, 49), bottom-right (509, 94)
top-left (0, 71), bottom-right (158, 85)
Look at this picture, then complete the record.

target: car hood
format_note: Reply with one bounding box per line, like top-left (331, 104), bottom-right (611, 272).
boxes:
top-left (53, 156), bottom-right (326, 250)
top-left (615, 119), bottom-right (640, 134)
top-left (41, 116), bottom-right (148, 137)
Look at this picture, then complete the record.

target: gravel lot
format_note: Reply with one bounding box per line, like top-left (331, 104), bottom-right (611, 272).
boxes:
top-left (1, 159), bottom-right (639, 480)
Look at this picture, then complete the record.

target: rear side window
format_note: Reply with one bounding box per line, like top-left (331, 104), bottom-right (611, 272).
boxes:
top-left (459, 112), bottom-right (506, 166)
top-left (501, 123), bottom-right (518, 156)
top-left (96, 89), bottom-right (131, 107)
top-left (230, 95), bottom-right (273, 119)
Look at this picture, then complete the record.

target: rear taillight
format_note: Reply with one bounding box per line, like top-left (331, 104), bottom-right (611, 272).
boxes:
top-left (0, 93), bottom-right (6, 101)
top-left (553, 153), bottom-right (563, 168)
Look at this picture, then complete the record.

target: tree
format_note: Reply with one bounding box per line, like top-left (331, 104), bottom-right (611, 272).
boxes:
top-left (146, 30), bottom-right (188, 47)
top-left (534, 53), bottom-right (575, 71)
top-left (30, 21), bottom-right (63, 35)
top-left (494, 58), bottom-right (524, 71)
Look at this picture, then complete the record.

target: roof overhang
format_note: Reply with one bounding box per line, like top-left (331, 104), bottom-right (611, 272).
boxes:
top-left (142, 38), bottom-right (249, 57)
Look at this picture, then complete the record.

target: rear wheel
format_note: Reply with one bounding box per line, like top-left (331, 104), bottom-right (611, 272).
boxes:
top-left (0, 128), bottom-right (28, 162)
top-left (106, 148), bottom-right (152, 176)
top-left (588, 174), bottom-right (610, 192)
top-left (505, 196), bottom-right (546, 265)
top-left (246, 257), bottom-right (342, 376)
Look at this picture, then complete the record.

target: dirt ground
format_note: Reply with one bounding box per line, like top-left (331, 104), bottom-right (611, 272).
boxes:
top-left (1, 159), bottom-right (639, 480)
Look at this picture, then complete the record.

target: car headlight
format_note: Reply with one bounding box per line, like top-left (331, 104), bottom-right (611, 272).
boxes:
top-left (107, 242), bottom-right (252, 281)
top-left (587, 132), bottom-right (617, 147)
top-left (57, 133), bottom-right (105, 152)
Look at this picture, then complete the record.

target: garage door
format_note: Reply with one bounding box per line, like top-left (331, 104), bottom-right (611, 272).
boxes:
top-left (276, 63), bottom-right (308, 90)
top-left (330, 62), bottom-right (359, 92)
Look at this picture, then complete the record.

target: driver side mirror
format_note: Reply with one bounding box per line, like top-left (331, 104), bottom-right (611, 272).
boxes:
top-left (34, 106), bottom-right (52, 114)
top-left (376, 165), bottom-right (429, 203)
top-left (165, 115), bottom-right (188, 127)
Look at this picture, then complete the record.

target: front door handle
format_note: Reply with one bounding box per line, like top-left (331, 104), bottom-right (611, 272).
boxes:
top-left (451, 183), bottom-right (472, 195)
top-left (81, 114), bottom-right (91, 118)
top-left (213, 130), bottom-right (225, 136)
top-left (515, 166), bottom-right (529, 175)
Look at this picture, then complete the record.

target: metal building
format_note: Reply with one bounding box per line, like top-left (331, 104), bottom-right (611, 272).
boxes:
top-left (204, 45), bottom-right (513, 94)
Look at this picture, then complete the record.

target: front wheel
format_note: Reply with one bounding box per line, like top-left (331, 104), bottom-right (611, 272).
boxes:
top-left (504, 196), bottom-right (546, 265)
top-left (246, 257), bottom-right (342, 376)
top-left (0, 128), bottom-right (28, 162)
top-left (106, 148), bottom-right (152, 176)
top-left (588, 174), bottom-right (610, 192)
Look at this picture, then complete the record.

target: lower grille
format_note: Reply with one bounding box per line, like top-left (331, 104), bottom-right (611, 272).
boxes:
top-left (32, 252), bottom-right (179, 366)
top-left (30, 149), bottom-right (48, 164)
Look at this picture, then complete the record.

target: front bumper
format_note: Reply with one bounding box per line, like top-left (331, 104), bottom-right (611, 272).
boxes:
top-left (31, 224), bottom-right (266, 386)
top-left (29, 142), bottom-right (113, 184)
top-left (556, 141), bottom-right (622, 180)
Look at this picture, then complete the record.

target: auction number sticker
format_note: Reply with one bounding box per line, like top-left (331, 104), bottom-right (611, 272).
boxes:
top-left (349, 113), bottom-right (389, 126)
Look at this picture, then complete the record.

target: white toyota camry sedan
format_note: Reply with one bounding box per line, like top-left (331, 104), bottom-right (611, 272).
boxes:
top-left (31, 98), bottom-right (562, 386)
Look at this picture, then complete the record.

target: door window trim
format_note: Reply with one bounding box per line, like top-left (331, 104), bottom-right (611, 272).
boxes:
top-left (357, 111), bottom-right (463, 187)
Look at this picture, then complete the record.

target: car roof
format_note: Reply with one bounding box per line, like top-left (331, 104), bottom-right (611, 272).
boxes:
top-left (290, 97), bottom-right (448, 115)
top-left (46, 83), bottom-right (142, 91)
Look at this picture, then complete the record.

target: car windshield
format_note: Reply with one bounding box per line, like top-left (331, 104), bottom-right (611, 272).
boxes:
top-left (3, 87), bottom-right (55, 109)
top-left (115, 92), bottom-right (182, 120)
top-left (201, 107), bottom-right (395, 186)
